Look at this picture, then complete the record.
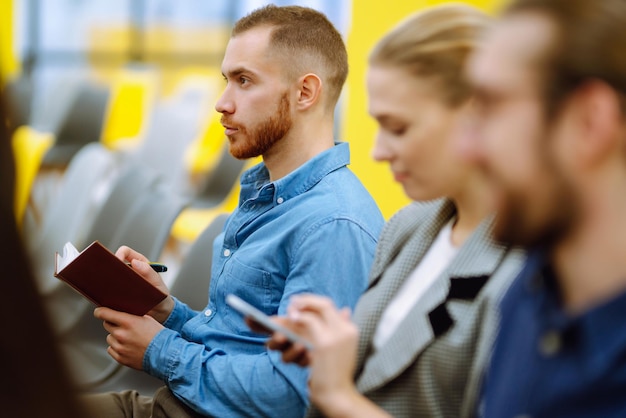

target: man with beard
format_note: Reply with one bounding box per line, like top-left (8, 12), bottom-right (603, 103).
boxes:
top-left (83, 5), bottom-right (384, 418)
top-left (464, 0), bottom-right (626, 416)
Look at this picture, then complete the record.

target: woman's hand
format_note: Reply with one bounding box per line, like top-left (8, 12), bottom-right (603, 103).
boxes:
top-left (265, 294), bottom-right (392, 418)
top-left (286, 294), bottom-right (358, 404)
top-left (270, 295), bottom-right (362, 416)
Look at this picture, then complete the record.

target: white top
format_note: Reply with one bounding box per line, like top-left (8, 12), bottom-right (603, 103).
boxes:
top-left (373, 219), bottom-right (459, 350)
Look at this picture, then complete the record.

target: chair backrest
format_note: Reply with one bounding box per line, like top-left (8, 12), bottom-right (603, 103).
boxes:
top-left (4, 75), bottom-right (33, 127)
top-left (184, 110), bottom-right (226, 179)
top-left (169, 213), bottom-right (229, 311)
top-left (108, 181), bottom-right (190, 261)
top-left (100, 69), bottom-right (158, 150)
top-left (193, 145), bottom-right (246, 208)
top-left (128, 85), bottom-right (209, 196)
top-left (11, 126), bottom-right (54, 227)
top-left (41, 82), bottom-right (111, 168)
top-left (83, 164), bottom-right (160, 249)
top-left (28, 142), bottom-right (124, 294)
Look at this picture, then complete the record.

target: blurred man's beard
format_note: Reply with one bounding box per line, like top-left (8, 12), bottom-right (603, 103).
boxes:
top-left (492, 151), bottom-right (579, 249)
top-left (228, 92), bottom-right (292, 160)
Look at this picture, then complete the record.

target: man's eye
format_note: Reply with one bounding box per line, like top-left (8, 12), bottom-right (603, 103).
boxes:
top-left (240, 77), bottom-right (249, 85)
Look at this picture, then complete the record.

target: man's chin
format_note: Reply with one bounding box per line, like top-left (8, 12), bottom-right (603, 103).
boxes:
top-left (492, 216), bottom-right (521, 246)
top-left (492, 201), bottom-right (537, 247)
top-left (228, 145), bottom-right (251, 160)
top-left (228, 142), bottom-right (265, 160)
top-left (493, 209), bottom-right (560, 249)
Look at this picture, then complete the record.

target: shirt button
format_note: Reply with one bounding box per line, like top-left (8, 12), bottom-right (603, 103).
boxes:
top-left (539, 330), bottom-right (561, 356)
top-left (277, 197), bottom-right (284, 204)
top-left (223, 249), bottom-right (231, 257)
top-left (204, 309), bottom-right (212, 317)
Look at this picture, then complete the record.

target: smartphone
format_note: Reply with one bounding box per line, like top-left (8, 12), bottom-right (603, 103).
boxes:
top-left (226, 294), bottom-right (313, 351)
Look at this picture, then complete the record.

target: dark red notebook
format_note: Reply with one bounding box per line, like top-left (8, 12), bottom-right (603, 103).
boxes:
top-left (54, 241), bottom-right (167, 316)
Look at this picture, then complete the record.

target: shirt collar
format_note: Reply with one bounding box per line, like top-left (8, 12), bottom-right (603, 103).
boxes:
top-left (239, 142), bottom-right (350, 204)
top-left (526, 248), bottom-right (626, 368)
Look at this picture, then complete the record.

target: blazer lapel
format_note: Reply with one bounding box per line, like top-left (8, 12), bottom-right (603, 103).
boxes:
top-left (445, 216), bottom-right (507, 282)
top-left (356, 271), bottom-right (449, 393)
top-left (352, 200), bottom-right (456, 381)
top-left (355, 213), bottom-right (508, 394)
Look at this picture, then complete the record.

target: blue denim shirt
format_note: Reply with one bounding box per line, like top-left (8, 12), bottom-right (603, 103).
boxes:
top-left (144, 142), bottom-right (384, 417)
top-left (480, 249), bottom-right (626, 417)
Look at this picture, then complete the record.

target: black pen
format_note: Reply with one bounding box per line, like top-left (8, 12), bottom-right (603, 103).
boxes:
top-left (126, 262), bottom-right (168, 273)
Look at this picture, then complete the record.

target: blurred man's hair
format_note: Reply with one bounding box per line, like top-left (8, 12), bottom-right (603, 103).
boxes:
top-left (506, 0), bottom-right (626, 116)
top-left (233, 5), bottom-right (348, 109)
top-left (369, 4), bottom-right (491, 107)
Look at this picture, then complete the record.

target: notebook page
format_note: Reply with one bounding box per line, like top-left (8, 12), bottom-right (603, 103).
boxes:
top-left (57, 242), bottom-right (80, 271)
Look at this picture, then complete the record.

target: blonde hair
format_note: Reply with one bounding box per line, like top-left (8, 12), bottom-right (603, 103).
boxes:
top-left (370, 4), bottom-right (491, 107)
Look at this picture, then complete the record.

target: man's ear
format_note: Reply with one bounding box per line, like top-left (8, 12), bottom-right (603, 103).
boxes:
top-left (571, 80), bottom-right (623, 167)
top-left (295, 73), bottom-right (323, 110)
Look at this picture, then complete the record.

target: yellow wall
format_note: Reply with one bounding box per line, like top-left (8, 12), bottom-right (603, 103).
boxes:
top-left (344, 0), bottom-right (506, 219)
top-left (0, 0), bottom-right (19, 82)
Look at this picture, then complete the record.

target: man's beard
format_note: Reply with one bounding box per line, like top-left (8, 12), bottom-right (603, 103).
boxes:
top-left (493, 181), bottom-right (577, 249)
top-left (492, 140), bottom-right (580, 249)
top-left (225, 92), bottom-right (292, 160)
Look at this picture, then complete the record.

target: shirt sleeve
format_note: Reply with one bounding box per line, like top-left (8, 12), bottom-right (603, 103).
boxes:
top-left (284, 217), bottom-right (378, 310)
top-left (162, 297), bottom-right (198, 333)
top-left (144, 329), bottom-right (307, 417)
top-left (143, 219), bottom-right (378, 417)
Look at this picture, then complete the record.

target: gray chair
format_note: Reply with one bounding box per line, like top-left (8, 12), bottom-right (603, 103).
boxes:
top-left (193, 145), bottom-right (246, 208)
top-left (27, 143), bottom-right (124, 295)
top-left (82, 164), bottom-right (161, 249)
top-left (169, 212), bottom-right (229, 310)
top-left (130, 82), bottom-right (211, 197)
top-left (41, 81), bottom-right (111, 168)
top-left (105, 180), bottom-right (190, 262)
top-left (4, 75), bottom-right (33, 128)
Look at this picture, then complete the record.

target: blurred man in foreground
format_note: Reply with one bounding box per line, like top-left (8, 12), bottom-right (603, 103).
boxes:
top-left (465, 0), bottom-right (626, 416)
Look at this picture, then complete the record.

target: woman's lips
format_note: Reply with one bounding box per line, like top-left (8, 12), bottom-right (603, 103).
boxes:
top-left (393, 171), bottom-right (409, 182)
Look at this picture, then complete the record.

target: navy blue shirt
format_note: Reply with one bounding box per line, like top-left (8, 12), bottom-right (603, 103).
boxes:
top-left (481, 249), bottom-right (626, 418)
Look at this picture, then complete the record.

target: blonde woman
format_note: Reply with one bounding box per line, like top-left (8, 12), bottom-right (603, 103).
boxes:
top-left (266, 5), bottom-right (525, 417)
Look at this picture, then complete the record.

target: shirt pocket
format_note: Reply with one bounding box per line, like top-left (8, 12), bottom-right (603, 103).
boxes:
top-left (222, 257), bottom-right (273, 333)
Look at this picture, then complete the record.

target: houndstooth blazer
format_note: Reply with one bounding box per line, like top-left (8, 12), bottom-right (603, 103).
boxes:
top-left (307, 199), bottom-right (526, 418)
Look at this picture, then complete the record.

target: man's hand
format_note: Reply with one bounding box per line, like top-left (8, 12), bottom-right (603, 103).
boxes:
top-left (115, 245), bottom-right (175, 323)
top-left (94, 307), bottom-right (165, 370)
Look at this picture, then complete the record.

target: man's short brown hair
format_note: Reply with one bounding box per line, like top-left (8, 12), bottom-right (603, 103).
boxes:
top-left (506, 0), bottom-right (626, 116)
top-left (232, 5), bottom-right (348, 109)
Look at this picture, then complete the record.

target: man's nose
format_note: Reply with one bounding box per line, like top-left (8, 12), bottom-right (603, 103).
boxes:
top-left (215, 88), bottom-right (234, 114)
